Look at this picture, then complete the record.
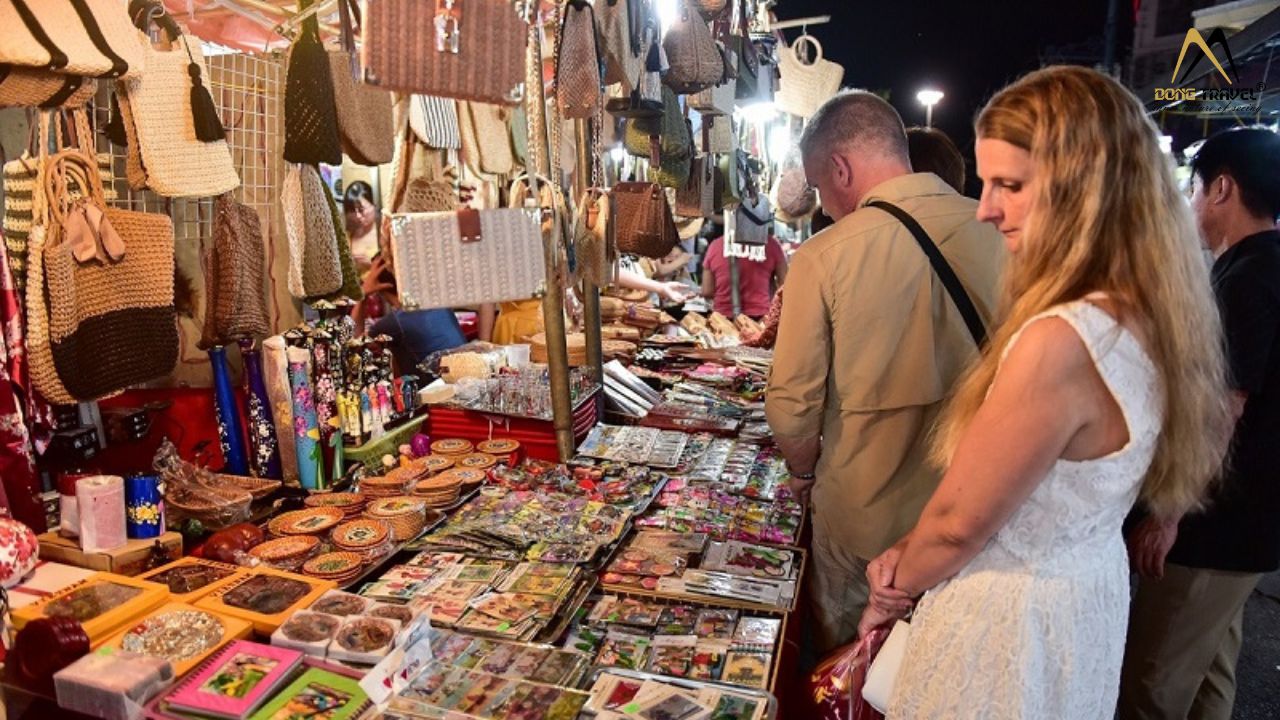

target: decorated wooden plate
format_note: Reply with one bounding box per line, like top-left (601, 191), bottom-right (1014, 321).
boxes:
top-left (414, 455), bottom-right (456, 474)
top-left (330, 519), bottom-right (391, 550)
top-left (365, 496), bottom-right (428, 517)
top-left (456, 453), bottom-right (498, 471)
top-left (476, 439), bottom-right (520, 455)
top-left (249, 535), bottom-right (321, 562)
top-left (268, 508), bottom-right (345, 536)
top-left (302, 553), bottom-right (365, 580)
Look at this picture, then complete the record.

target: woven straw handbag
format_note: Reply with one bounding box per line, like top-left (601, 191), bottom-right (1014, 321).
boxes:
top-left (281, 164), bottom-right (343, 299)
top-left (693, 0), bottom-right (728, 20)
top-left (556, 0), bottom-right (602, 119)
top-left (200, 194), bottom-right (270, 349)
top-left (387, 208), bottom-right (546, 309)
top-left (460, 102), bottom-right (516, 176)
top-left (574, 188), bottom-right (616, 288)
top-left (42, 148), bottom-right (177, 401)
top-left (773, 165), bottom-right (818, 220)
top-left (702, 114), bottom-right (735, 154)
top-left (625, 88), bottom-right (691, 166)
top-left (598, 0), bottom-right (647, 92)
top-left (0, 68), bottom-right (97, 109)
top-left (306, 178), bottom-right (363, 303)
top-left (676, 155), bottom-right (715, 219)
top-left (329, 0), bottom-right (393, 166)
top-left (362, 0), bottom-right (527, 105)
top-left (409, 95), bottom-right (462, 150)
top-left (284, 1), bottom-right (342, 166)
top-left (663, 1), bottom-right (723, 94)
top-left (118, 33), bottom-right (239, 197)
top-left (0, 0), bottom-right (146, 80)
top-left (611, 182), bottom-right (679, 259)
top-left (404, 179), bottom-right (459, 213)
top-left (777, 34), bottom-right (844, 119)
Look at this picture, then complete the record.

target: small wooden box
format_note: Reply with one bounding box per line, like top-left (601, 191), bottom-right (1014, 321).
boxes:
top-left (196, 567), bottom-right (336, 635)
top-left (37, 531), bottom-right (183, 577)
top-left (10, 572), bottom-right (170, 647)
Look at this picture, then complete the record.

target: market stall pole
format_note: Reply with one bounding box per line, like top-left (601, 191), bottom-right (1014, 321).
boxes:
top-left (576, 116), bottom-right (606, 412)
top-left (525, 4), bottom-right (576, 461)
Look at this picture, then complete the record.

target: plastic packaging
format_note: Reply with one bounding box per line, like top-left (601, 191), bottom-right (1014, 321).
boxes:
top-left (54, 650), bottom-right (174, 720)
top-left (154, 439), bottom-right (252, 531)
top-left (76, 476), bottom-right (127, 552)
top-left (809, 630), bottom-right (887, 720)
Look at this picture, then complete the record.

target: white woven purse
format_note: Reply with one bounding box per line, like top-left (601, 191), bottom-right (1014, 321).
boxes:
top-left (388, 208), bottom-right (546, 309)
top-left (0, 0), bottom-right (146, 80)
top-left (409, 94), bottom-right (462, 150)
top-left (777, 34), bottom-right (844, 119)
top-left (119, 35), bottom-right (240, 198)
top-left (863, 620), bottom-right (912, 713)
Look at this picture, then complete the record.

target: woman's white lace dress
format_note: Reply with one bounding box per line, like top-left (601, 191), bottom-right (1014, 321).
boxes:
top-left (888, 299), bottom-right (1163, 719)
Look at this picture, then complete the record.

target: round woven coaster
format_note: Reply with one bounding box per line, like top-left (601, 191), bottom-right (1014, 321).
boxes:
top-left (331, 518), bottom-right (391, 550)
top-left (476, 439), bottom-right (521, 455)
top-left (430, 438), bottom-right (474, 456)
top-left (456, 453), bottom-right (497, 471)
top-left (250, 535), bottom-right (320, 562)
top-left (268, 508), bottom-right (345, 536)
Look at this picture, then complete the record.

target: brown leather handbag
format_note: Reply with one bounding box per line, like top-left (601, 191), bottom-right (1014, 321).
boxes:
top-left (556, 0), bottom-right (602, 119)
top-left (362, 0), bottom-right (528, 105)
top-left (200, 193), bottom-right (270, 349)
top-left (662, 0), bottom-right (723, 94)
top-left (611, 182), bottom-right (679, 259)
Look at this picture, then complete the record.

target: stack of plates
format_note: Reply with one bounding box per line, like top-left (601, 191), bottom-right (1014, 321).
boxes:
top-left (303, 492), bottom-right (367, 520)
top-left (476, 439), bottom-right (521, 463)
top-left (430, 438), bottom-right (474, 456)
top-left (301, 551), bottom-right (364, 586)
top-left (248, 536), bottom-right (321, 572)
top-left (364, 496), bottom-right (429, 541)
top-left (448, 467), bottom-right (489, 493)
top-left (267, 508), bottom-right (345, 538)
top-left (330, 519), bottom-right (394, 565)
top-left (359, 474), bottom-right (409, 499)
top-left (409, 472), bottom-right (462, 509)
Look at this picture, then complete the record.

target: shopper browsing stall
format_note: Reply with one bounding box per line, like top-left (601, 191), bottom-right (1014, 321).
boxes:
top-left (765, 90), bottom-right (1004, 654)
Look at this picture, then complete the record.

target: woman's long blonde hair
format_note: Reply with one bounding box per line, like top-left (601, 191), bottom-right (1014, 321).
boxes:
top-left (932, 66), bottom-right (1232, 519)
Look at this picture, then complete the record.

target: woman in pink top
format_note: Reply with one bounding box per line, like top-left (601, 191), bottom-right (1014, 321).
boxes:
top-left (701, 234), bottom-right (788, 319)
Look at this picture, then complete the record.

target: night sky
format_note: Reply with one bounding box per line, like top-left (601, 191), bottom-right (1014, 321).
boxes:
top-left (776, 0), bottom-right (1132, 195)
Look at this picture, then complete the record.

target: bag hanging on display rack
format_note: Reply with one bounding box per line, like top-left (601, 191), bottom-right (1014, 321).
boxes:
top-left (328, 0), bottom-right (394, 165)
top-left (556, 0), bottom-right (603, 119)
top-left (200, 193), bottom-right (270, 349)
top-left (777, 34), bottom-right (844, 119)
top-left (624, 88), bottom-right (690, 166)
top-left (597, 0), bottom-right (648, 92)
top-left (283, 0), bottom-right (342, 165)
top-left (734, 191), bottom-right (773, 246)
top-left (460, 102), bottom-right (516, 177)
top-left (41, 148), bottom-right (178, 401)
top-left (281, 164), bottom-right (343, 299)
top-left (662, 0), bottom-right (723, 94)
top-left (308, 177), bottom-right (363, 303)
top-left (115, 12), bottom-right (239, 197)
top-left (387, 208), bottom-right (546, 309)
top-left (689, 78), bottom-right (734, 116)
top-left (574, 187), bottom-right (616, 287)
top-left (611, 182), bottom-right (679, 259)
top-left (409, 94), bottom-right (462, 150)
top-left (0, 0), bottom-right (146, 80)
top-left (676, 154), bottom-right (715, 219)
top-left (774, 164), bottom-right (817, 220)
top-left (0, 67), bottom-right (98, 110)
top-left (362, 0), bottom-right (527, 105)
top-left (606, 38), bottom-right (665, 119)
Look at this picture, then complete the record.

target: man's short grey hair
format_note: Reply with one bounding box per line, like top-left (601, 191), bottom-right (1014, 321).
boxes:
top-left (798, 90), bottom-right (910, 165)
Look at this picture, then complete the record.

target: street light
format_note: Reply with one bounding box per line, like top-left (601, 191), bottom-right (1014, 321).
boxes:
top-left (917, 89), bottom-right (944, 128)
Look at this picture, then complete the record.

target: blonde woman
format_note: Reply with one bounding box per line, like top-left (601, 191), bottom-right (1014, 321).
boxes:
top-left (857, 66), bottom-right (1233, 718)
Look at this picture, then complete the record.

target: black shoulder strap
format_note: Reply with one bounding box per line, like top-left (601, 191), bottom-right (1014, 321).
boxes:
top-left (868, 200), bottom-right (988, 348)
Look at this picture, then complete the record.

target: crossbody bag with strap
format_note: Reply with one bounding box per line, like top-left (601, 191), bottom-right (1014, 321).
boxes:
top-left (867, 200), bottom-right (987, 347)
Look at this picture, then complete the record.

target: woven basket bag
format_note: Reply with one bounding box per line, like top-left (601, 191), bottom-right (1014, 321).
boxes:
top-left (0, 68), bottom-right (97, 109)
top-left (460, 102), bottom-right (516, 177)
top-left (611, 182), bottom-right (679, 259)
top-left (200, 194), bottom-right (271, 349)
top-left (404, 179), bottom-right (459, 213)
top-left (284, 1), bottom-right (342, 165)
top-left (556, 0), bottom-right (602, 120)
top-left (598, 0), bottom-right (648, 92)
top-left (281, 164), bottom-right (343, 299)
top-left (42, 149), bottom-right (178, 401)
top-left (0, 0), bottom-right (146, 79)
top-left (362, 0), bottom-right (527, 105)
top-left (328, 0), bottom-right (393, 166)
top-left (776, 35), bottom-right (844, 119)
top-left (676, 154), bottom-right (715, 219)
top-left (306, 179), bottom-right (363, 304)
top-left (408, 95), bottom-right (462, 150)
top-left (574, 188), bottom-right (616, 288)
top-left (662, 1), bottom-right (723, 94)
top-left (118, 34), bottom-right (239, 197)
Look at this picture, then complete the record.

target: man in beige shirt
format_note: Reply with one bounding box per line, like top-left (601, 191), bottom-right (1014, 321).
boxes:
top-left (766, 91), bottom-right (1004, 653)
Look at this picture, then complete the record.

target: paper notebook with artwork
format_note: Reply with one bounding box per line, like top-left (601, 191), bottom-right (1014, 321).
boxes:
top-left (246, 667), bottom-right (370, 720)
top-left (164, 640), bottom-right (304, 719)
